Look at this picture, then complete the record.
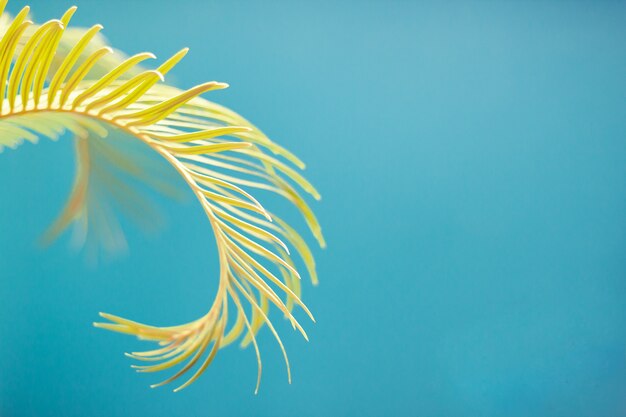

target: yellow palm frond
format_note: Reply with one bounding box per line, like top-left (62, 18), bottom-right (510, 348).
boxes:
top-left (0, 1), bottom-right (324, 392)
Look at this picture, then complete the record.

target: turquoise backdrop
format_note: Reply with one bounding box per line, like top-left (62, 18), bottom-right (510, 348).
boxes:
top-left (1, 1), bottom-right (625, 416)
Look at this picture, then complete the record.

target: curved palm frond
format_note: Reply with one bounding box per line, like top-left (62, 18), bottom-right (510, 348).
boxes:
top-left (0, 1), bottom-right (324, 392)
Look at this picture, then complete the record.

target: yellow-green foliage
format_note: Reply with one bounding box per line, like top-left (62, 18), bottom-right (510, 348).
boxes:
top-left (0, 1), bottom-right (323, 392)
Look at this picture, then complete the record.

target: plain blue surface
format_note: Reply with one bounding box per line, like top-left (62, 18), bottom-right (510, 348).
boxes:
top-left (1, 1), bottom-right (625, 416)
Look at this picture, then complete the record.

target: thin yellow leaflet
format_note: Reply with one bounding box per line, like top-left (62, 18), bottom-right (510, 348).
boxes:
top-left (150, 126), bottom-right (252, 143)
top-left (59, 46), bottom-right (113, 106)
top-left (48, 24), bottom-right (103, 103)
top-left (161, 141), bottom-right (251, 155)
top-left (20, 21), bottom-right (63, 108)
top-left (72, 52), bottom-right (156, 108)
top-left (84, 70), bottom-right (163, 112)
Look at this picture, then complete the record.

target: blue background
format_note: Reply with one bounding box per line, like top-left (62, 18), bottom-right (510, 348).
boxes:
top-left (1, 1), bottom-right (625, 416)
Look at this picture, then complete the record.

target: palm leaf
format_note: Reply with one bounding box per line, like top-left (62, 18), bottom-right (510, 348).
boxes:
top-left (0, 1), bottom-right (324, 392)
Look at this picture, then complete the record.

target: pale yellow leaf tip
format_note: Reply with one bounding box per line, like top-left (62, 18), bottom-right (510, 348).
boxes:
top-left (154, 70), bottom-right (165, 83)
top-left (47, 19), bottom-right (64, 29)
